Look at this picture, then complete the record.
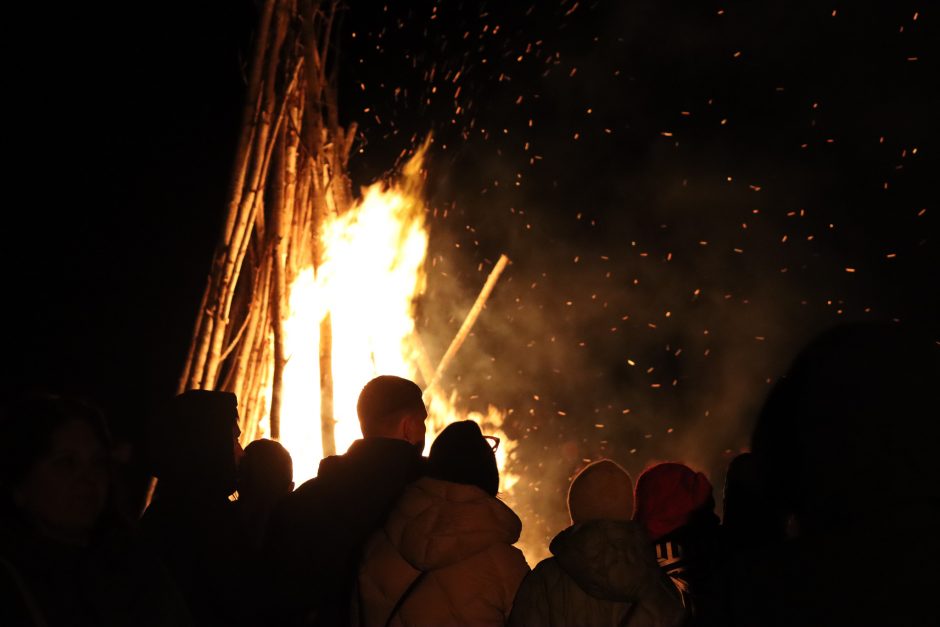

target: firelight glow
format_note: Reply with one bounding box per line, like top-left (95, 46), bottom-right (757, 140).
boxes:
top-left (257, 145), bottom-right (517, 493)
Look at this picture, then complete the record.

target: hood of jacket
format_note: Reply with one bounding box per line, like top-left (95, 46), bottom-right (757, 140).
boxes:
top-left (383, 476), bottom-right (521, 571)
top-left (550, 519), bottom-right (661, 603)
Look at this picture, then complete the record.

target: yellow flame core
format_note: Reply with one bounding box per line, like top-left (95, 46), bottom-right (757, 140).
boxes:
top-left (276, 268), bottom-right (325, 482)
top-left (263, 147), bottom-right (517, 503)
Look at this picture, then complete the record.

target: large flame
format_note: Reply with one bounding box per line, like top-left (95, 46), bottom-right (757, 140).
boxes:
top-left (259, 145), bottom-right (517, 498)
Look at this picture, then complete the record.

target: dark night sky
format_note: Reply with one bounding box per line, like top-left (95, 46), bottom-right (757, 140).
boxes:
top-left (5, 1), bottom-right (937, 542)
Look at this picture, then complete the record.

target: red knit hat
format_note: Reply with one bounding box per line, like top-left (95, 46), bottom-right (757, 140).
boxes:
top-left (633, 462), bottom-right (714, 541)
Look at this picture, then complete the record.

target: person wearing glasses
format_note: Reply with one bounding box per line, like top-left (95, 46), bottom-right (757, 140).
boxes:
top-left (355, 420), bottom-right (529, 627)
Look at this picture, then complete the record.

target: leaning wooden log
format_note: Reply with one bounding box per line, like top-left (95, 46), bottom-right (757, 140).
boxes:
top-left (269, 131), bottom-right (289, 440)
top-left (177, 275), bottom-right (211, 394)
top-left (233, 254), bottom-right (271, 406)
top-left (200, 0), bottom-right (291, 391)
top-left (223, 0), bottom-right (276, 247)
top-left (424, 254), bottom-right (511, 398)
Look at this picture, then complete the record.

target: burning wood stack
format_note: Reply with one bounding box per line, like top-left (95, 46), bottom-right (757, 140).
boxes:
top-left (158, 0), bottom-right (513, 508)
top-left (179, 0), bottom-right (352, 453)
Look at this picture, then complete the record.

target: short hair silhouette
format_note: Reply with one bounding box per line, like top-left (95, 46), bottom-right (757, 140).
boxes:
top-left (356, 375), bottom-right (425, 436)
top-left (239, 439), bottom-right (293, 500)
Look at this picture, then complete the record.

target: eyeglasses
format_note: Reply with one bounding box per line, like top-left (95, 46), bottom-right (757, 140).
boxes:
top-left (483, 435), bottom-right (500, 452)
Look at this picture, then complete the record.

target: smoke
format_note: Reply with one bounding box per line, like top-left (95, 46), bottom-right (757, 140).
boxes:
top-left (341, 0), bottom-right (938, 562)
top-left (413, 177), bottom-right (817, 560)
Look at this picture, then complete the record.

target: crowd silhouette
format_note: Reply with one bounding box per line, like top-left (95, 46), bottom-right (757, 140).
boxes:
top-left (1, 321), bottom-right (937, 626)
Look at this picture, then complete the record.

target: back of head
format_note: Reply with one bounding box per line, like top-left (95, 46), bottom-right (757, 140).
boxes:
top-left (634, 462), bottom-right (714, 541)
top-left (567, 459), bottom-right (634, 524)
top-left (751, 321), bottom-right (940, 534)
top-left (147, 390), bottom-right (240, 497)
top-left (722, 453), bottom-right (761, 527)
top-left (723, 452), bottom-right (787, 548)
top-left (356, 375), bottom-right (424, 437)
top-left (427, 420), bottom-right (499, 496)
top-left (238, 439), bottom-right (293, 502)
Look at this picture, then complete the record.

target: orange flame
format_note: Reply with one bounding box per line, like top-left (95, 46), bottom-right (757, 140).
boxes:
top-left (258, 144), bottom-right (518, 499)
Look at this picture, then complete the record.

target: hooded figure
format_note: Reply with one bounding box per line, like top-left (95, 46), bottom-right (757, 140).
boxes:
top-left (0, 392), bottom-right (193, 627)
top-left (140, 390), bottom-right (244, 627)
top-left (356, 420), bottom-right (529, 627)
top-left (144, 390), bottom-right (242, 498)
top-left (509, 460), bottom-right (685, 627)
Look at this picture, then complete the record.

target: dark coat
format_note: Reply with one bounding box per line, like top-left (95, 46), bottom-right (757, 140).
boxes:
top-left (139, 388), bottom-right (243, 626)
top-left (649, 510), bottom-right (724, 625)
top-left (0, 512), bottom-right (193, 627)
top-left (724, 501), bottom-right (940, 627)
top-left (508, 520), bottom-right (685, 627)
top-left (731, 323), bottom-right (940, 626)
top-left (264, 437), bottom-right (424, 626)
top-left (139, 493), bottom-right (242, 627)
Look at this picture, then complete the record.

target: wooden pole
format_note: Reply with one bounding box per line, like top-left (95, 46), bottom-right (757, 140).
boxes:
top-left (270, 75), bottom-right (304, 440)
top-left (222, 0), bottom-right (276, 247)
top-left (177, 275), bottom-right (211, 394)
top-left (201, 0), bottom-right (290, 390)
top-left (184, 0), bottom-right (276, 392)
top-left (269, 130), bottom-right (288, 440)
top-left (424, 255), bottom-right (510, 398)
top-left (319, 313), bottom-right (335, 456)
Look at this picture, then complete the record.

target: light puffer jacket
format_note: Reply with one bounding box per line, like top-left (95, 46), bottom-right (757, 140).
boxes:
top-left (356, 477), bottom-right (530, 627)
top-left (508, 520), bottom-right (686, 627)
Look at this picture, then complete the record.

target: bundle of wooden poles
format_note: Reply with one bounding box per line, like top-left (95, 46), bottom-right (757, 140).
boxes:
top-left (178, 0), bottom-right (353, 453)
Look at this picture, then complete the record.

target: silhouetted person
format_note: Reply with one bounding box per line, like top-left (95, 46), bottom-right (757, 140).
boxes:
top-left (634, 462), bottom-right (723, 625)
top-left (0, 392), bottom-right (192, 627)
top-left (233, 439), bottom-right (293, 551)
top-left (140, 390), bottom-right (243, 627)
top-left (694, 452), bottom-right (791, 627)
top-left (265, 375), bottom-right (428, 626)
top-left (509, 459), bottom-right (684, 627)
top-left (356, 420), bottom-right (529, 627)
top-left (728, 322), bottom-right (940, 627)
top-left (721, 452), bottom-right (787, 555)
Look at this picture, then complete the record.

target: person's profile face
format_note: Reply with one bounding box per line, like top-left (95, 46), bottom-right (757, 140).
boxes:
top-left (405, 405), bottom-right (429, 454)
